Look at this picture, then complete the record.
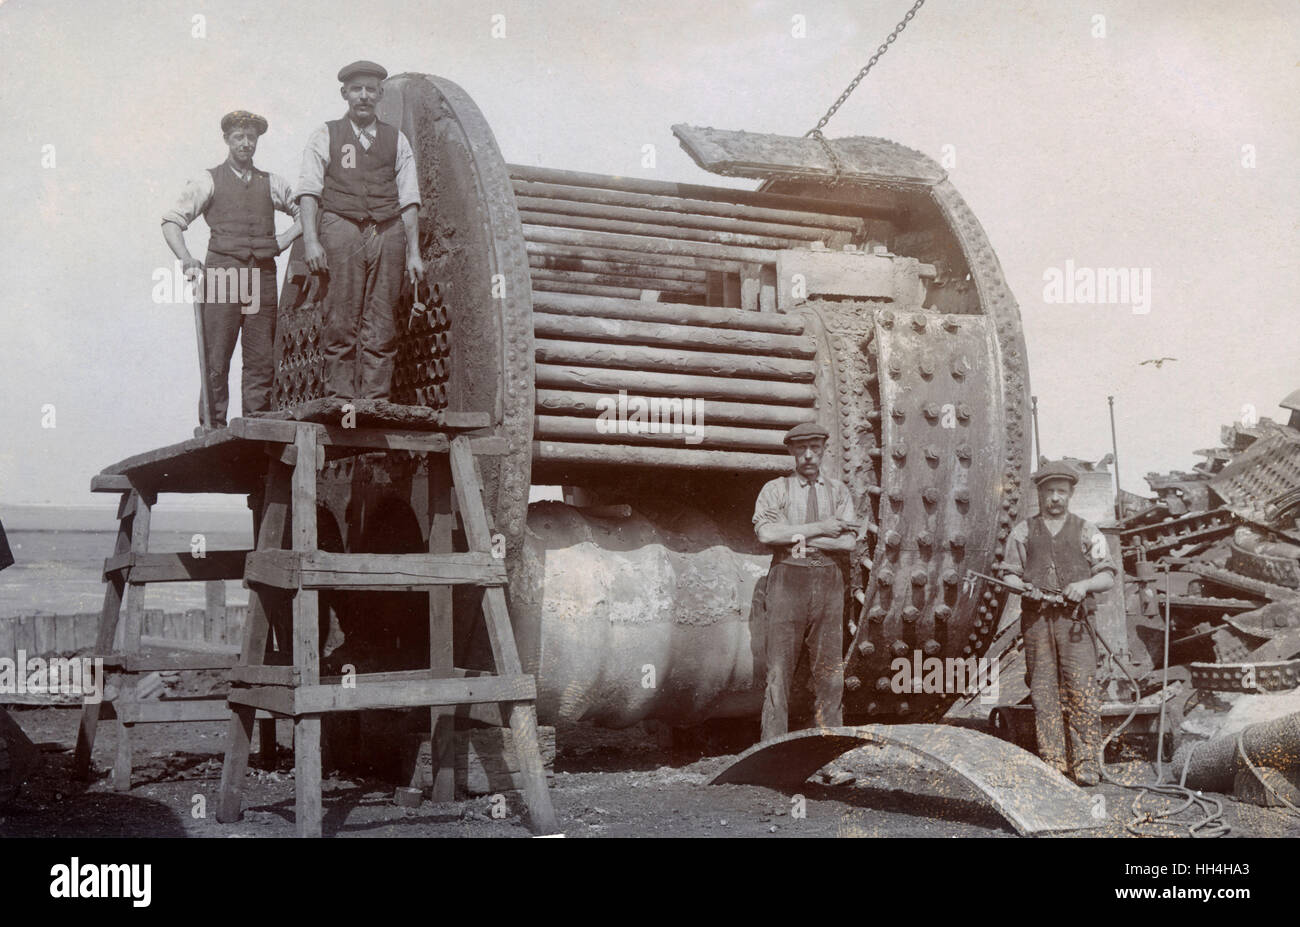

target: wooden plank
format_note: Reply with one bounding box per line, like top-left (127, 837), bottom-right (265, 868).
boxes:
top-left (122, 652), bottom-right (237, 672)
top-left (244, 550), bottom-right (506, 589)
top-left (449, 436), bottom-right (560, 833)
top-left (205, 581), bottom-right (225, 642)
top-left (120, 698), bottom-right (233, 724)
top-left (292, 675), bottom-right (537, 714)
top-left (90, 473), bottom-right (133, 493)
top-left (143, 609), bottom-right (165, 637)
top-left (14, 617), bottom-right (35, 658)
top-left (185, 609), bottom-right (205, 644)
top-left (227, 685), bottom-right (295, 716)
top-left (428, 453), bottom-right (456, 802)
top-left (73, 493), bottom-right (134, 780)
top-left (54, 613), bottom-right (78, 650)
top-left (119, 493), bottom-right (152, 653)
top-left (229, 664), bottom-right (297, 686)
top-left (102, 550), bottom-right (251, 583)
top-left (0, 617), bottom-right (15, 665)
top-left (74, 612), bottom-right (99, 651)
top-left (33, 615), bottom-right (56, 657)
top-left (218, 459), bottom-right (290, 824)
top-left (291, 424), bottom-right (323, 838)
top-left (300, 552), bottom-right (505, 589)
top-left (139, 634), bottom-right (239, 655)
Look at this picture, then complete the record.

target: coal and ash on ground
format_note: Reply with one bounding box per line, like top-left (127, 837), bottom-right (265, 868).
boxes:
top-left (3, 706), bottom-right (1298, 838)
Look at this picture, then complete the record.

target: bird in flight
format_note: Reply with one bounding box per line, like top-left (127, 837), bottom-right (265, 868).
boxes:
top-left (1139, 357), bottom-right (1177, 368)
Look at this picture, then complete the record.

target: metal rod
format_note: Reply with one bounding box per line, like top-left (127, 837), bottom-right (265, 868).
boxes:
top-left (1031, 394), bottom-right (1041, 466)
top-left (534, 415), bottom-right (788, 452)
top-left (534, 339), bottom-right (816, 382)
top-left (514, 195), bottom-right (838, 242)
top-left (507, 164), bottom-right (892, 222)
top-left (527, 254), bottom-right (709, 283)
top-left (532, 312), bottom-right (816, 359)
top-left (531, 291), bottom-right (805, 334)
top-left (530, 280), bottom-right (662, 301)
top-left (525, 239), bottom-right (757, 275)
top-left (520, 219), bottom-right (790, 256)
top-left (509, 178), bottom-right (876, 230)
top-left (1108, 395), bottom-right (1122, 518)
top-left (529, 267), bottom-right (705, 294)
top-left (532, 440), bottom-right (792, 473)
top-left (535, 363), bottom-right (818, 406)
top-left (536, 388), bottom-right (813, 429)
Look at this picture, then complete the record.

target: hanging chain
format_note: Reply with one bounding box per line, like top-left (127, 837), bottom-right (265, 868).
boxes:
top-left (805, 0), bottom-right (927, 138)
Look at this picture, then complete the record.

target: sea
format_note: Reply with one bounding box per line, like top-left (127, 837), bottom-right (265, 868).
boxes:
top-left (0, 503), bottom-right (253, 619)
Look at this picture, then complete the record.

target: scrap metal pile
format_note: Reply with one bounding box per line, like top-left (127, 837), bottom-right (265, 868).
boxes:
top-left (981, 399), bottom-right (1300, 812)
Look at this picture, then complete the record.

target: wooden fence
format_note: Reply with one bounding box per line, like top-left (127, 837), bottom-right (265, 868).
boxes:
top-left (0, 605), bottom-right (248, 666)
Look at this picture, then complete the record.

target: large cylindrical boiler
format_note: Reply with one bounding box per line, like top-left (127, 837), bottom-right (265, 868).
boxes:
top-left (273, 74), bottom-right (1031, 725)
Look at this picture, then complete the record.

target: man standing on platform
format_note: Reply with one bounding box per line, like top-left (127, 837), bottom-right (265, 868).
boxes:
top-left (162, 111), bottom-right (300, 432)
top-left (752, 422), bottom-right (858, 745)
top-left (999, 460), bottom-right (1116, 785)
top-left (297, 60), bottom-right (424, 404)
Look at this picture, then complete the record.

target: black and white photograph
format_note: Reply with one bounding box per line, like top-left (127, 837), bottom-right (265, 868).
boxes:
top-left (0, 0), bottom-right (1296, 891)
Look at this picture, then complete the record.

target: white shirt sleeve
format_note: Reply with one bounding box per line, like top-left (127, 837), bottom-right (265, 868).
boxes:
top-left (161, 172), bottom-right (216, 229)
top-left (296, 124), bottom-right (331, 201)
top-left (394, 130), bottom-right (422, 209)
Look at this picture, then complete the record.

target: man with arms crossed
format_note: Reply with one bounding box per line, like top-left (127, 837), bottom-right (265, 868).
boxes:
top-left (753, 422), bottom-right (858, 745)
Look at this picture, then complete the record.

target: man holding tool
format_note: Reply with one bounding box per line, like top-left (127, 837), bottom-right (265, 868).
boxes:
top-left (753, 422), bottom-right (859, 746)
top-left (163, 111), bottom-right (301, 434)
top-left (997, 460), bottom-right (1116, 785)
top-left (296, 60), bottom-right (425, 404)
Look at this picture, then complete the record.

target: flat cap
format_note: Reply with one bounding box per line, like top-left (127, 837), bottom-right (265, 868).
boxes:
top-left (784, 422), bottom-right (830, 445)
top-left (220, 110), bottom-right (268, 136)
top-left (1032, 460), bottom-right (1079, 486)
top-left (338, 60), bottom-right (388, 83)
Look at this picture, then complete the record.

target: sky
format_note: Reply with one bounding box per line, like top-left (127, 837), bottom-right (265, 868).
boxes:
top-left (0, 0), bottom-right (1296, 507)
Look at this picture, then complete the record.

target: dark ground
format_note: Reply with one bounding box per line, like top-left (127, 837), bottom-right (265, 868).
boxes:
top-left (2, 705), bottom-right (1297, 838)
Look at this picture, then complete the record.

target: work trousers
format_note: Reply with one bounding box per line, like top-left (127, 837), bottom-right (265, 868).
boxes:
top-left (1021, 605), bottom-right (1104, 776)
top-left (761, 560), bottom-right (845, 742)
top-left (319, 211), bottom-right (407, 401)
top-left (199, 253), bottom-right (278, 426)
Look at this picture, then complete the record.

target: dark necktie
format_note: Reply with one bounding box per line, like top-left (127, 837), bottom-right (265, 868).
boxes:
top-left (806, 481), bottom-right (819, 522)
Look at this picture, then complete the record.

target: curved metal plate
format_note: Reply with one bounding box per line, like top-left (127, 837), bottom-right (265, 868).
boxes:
top-left (377, 74), bottom-right (535, 547)
top-left (710, 724), bottom-right (1102, 836)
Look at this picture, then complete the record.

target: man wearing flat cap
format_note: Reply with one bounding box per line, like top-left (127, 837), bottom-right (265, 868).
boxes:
top-left (999, 459), bottom-right (1116, 785)
top-left (752, 421), bottom-right (859, 742)
top-left (163, 110), bottom-right (301, 431)
top-left (297, 59), bottom-right (425, 403)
